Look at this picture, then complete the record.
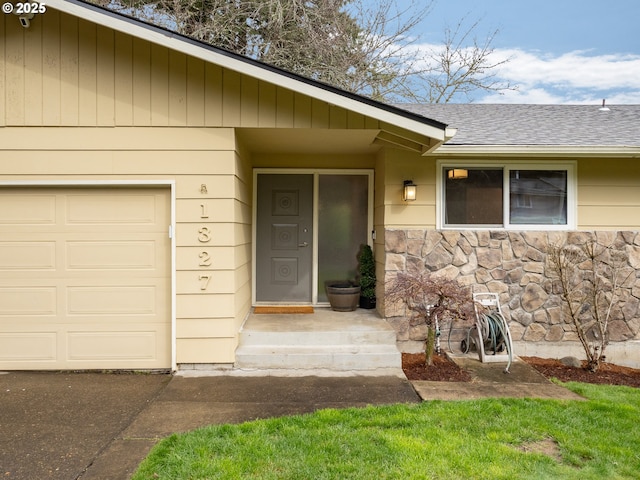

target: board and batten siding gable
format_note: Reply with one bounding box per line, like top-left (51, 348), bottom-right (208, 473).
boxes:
top-left (1, 9), bottom-right (381, 130)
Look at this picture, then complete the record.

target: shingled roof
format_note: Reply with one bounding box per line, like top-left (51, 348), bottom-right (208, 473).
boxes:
top-left (396, 104), bottom-right (640, 147)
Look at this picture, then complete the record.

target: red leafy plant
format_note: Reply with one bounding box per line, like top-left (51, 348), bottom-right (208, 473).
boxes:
top-left (387, 271), bottom-right (475, 366)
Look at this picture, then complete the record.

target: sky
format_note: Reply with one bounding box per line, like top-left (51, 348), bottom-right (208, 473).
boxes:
top-left (393, 0), bottom-right (640, 104)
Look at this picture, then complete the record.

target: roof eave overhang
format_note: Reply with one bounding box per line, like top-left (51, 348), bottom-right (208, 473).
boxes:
top-left (429, 145), bottom-right (640, 159)
top-left (47, 0), bottom-right (447, 143)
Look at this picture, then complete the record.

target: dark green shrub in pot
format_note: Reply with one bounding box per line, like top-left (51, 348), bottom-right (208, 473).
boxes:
top-left (357, 244), bottom-right (376, 309)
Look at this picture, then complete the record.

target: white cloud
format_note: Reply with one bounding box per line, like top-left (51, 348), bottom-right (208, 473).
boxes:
top-left (493, 48), bottom-right (640, 92)
top-left (411, 43), bottom-right (640, 103)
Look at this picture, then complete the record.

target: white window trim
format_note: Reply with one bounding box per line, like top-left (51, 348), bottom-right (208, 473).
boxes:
top-left (436, 160), bottom-right (577, 230)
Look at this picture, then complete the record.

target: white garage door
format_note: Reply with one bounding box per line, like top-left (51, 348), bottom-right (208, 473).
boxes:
top-left (0, 187), bottom-right (171, 370)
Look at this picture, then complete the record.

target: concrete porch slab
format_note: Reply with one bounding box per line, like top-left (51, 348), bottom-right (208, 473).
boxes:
top-left (232, 308), bottom-right (405, 376)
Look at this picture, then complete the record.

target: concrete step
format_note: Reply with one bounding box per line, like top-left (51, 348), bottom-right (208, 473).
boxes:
top-left (234, 309), bottom-right (403, 374)
top-left (238, 328), bottom-right (397, 346)
top-left (235, 345), bottom-right (401, 370)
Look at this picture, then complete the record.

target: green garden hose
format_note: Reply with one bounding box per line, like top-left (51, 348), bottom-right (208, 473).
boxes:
top-left (461, 310), bottom-right (513, 373)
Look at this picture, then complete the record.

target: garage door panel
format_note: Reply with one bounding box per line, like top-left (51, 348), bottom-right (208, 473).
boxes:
top-left (0, 187), bottom-right (171, 370)
top-left (0, 287), bottom-right (57, 316)
top-left (0, 241), bottom-right (57, 272)
top-left (0, 194), bottom-right (57, 225)
top-left (0, 332), bottom-right (57, 361)
top-left (67, 330), bottom-right (160, 361)
top-left (66, 193), bottom-right (161, 225)
top-left (67, 285), bottom-right (157, 315)
top-left (66, 193), bottom-right (158, 225)
top-left (66, 240), bottom-right (158, 270)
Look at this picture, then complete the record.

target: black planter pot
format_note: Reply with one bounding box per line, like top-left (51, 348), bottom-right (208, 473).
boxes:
top-left (359, 296), bottom-right (376, 309)
top-left (325, 282), bottom-right (361, 312)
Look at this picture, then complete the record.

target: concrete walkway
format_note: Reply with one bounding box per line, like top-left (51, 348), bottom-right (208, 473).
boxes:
top-left (412, 355), bottom-right (585, 401)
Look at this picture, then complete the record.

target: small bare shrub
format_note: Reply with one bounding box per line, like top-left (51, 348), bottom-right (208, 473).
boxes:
top-left (386, 271), bottom-right (474, 366)
top-left (546, 240), bottom-right (631, 372)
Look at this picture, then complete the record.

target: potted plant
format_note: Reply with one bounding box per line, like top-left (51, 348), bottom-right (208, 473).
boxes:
top-left (325, 280), bottom-right (361, 311)
top-left (357, 244), bottom-right (376, 309)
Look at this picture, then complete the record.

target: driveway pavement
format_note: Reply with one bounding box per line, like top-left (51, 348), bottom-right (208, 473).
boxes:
top-left (0, 372), bottom-right (419, 479)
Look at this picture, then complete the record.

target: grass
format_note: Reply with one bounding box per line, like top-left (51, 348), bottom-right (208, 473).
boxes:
top-left (132, 382), bottom-right (640, 480)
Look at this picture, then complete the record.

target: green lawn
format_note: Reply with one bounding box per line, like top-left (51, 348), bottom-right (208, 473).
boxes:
top-left (132, 382), bottom-right (640, 480)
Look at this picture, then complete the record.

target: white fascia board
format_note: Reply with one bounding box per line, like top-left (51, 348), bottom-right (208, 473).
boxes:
top-left (48, 0), bottom-right (445, 142)
top-left (431, 145), bottom-right (640, 158)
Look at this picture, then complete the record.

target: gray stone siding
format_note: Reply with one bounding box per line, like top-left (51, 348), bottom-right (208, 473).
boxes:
top-left (384, 229), bottom-right (640, 354)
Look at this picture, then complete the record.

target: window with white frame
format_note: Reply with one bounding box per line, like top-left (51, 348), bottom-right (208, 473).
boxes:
top-left (441, 164), bottom-right (574, 229)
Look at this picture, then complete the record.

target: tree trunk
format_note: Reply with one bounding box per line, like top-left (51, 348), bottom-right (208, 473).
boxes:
top-left (424, 326), bottom-right (436, 366)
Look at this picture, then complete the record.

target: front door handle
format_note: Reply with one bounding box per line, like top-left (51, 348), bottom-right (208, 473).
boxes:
top-left (298, 242), bottom-right (309, 247)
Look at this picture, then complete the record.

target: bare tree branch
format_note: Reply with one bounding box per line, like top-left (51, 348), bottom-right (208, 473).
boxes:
top-left (89, 0), bottom-right (514, 103)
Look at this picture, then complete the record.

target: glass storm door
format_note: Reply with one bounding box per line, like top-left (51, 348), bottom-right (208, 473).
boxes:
top-left (317, 174), bottom-right (369, 302)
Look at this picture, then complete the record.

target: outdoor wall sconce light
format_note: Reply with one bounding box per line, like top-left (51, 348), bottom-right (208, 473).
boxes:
top-left (403, 180), bottom-right (417, 202)
top-left (447, 169), bottom-right (468, 180)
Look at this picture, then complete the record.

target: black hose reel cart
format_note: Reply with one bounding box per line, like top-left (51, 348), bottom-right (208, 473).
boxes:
top-left (461, 292), bottom-right (514, 373)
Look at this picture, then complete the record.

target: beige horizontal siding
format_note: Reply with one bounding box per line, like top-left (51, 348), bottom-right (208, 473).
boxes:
top-left (177, 318), bottom-right (238, 338)
top-left (384, 205), bottom-right (437, 229)
top-left (579, 185), bottom-right (640, 205)
top-left (0, 126), bottom-right (235, 150)
top-left (578, 158), bottom-right (640, 229)
top-left (379, 149), bottom-right (438, 228)
top-left (578, 206), bottom-right (640, 230)
top-left (2, 10), bottom-right (379, 130)
top-left (176, 338), bottom-right (236, 363)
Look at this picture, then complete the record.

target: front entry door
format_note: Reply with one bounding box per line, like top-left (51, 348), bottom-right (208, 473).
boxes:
top-left (256, 174), bottom-right (313, 302)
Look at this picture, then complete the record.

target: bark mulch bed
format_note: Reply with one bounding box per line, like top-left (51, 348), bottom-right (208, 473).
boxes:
top-left (403, 353), bottom-right (472, 382)
top-left (402, 352), bottom-right (640, 388)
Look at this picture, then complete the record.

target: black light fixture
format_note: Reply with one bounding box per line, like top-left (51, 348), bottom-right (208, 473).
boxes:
top-left (402, 180), bottom-right (417, 202)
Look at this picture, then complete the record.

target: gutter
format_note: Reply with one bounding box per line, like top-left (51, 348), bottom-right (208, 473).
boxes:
top-left (429, 145), bottom-right (640, 159)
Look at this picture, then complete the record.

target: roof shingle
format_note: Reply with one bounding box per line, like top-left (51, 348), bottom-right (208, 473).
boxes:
top-left (396, 104), bottom-right (640, 147)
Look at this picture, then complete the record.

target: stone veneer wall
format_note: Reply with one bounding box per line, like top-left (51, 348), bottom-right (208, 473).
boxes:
top-left (384, 229), bottom-right (640, 355)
